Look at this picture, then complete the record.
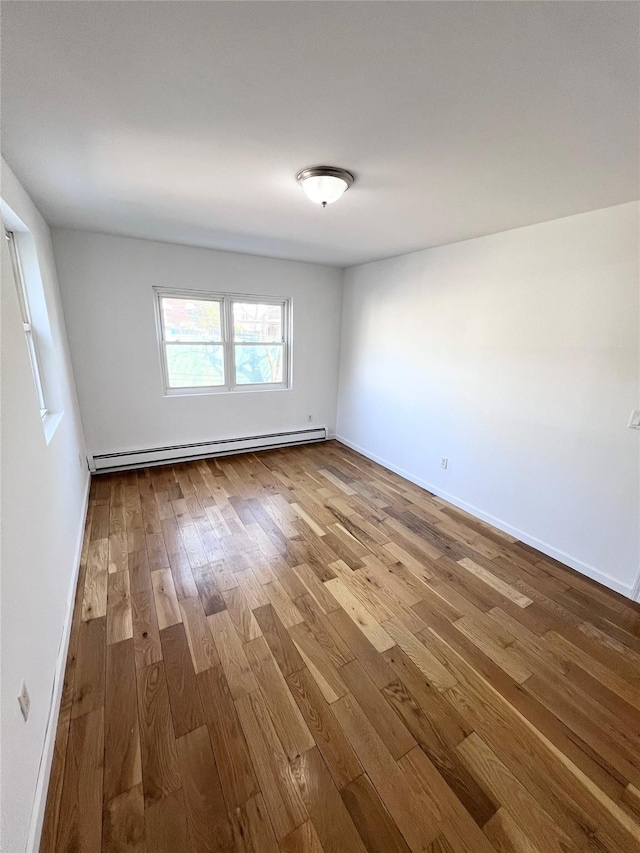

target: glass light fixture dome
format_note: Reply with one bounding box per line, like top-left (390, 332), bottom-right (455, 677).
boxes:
top-left (296, 167), bottom-right (354, 207)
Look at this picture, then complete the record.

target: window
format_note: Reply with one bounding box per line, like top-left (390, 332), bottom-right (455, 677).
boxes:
top-left (5, 229), bottom-right (47, 417)
top-left (155, 289), bottom-right (290, 394)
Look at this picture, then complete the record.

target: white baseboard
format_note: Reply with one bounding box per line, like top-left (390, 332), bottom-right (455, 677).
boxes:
top-left (335, 434), bottom-right (638, 601)
top-left (26, 472), bottom-right (91, 853)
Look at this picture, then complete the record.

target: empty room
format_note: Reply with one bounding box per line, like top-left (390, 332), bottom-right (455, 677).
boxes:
top-left (1, 1), bottom-right (639, 851)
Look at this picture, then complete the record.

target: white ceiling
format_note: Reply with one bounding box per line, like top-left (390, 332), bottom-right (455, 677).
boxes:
top-left (2, 1), bottom-right (638, 267)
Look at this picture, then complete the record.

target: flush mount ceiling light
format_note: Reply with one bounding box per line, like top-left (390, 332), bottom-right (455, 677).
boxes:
top-left (296, 166), bottom-right (354, 208)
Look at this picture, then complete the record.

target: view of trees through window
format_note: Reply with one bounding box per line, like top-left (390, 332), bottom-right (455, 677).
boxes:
top-left (233, 301), bottom-right (283, 385)
top-left (159, 294), bottom-right (286, 390)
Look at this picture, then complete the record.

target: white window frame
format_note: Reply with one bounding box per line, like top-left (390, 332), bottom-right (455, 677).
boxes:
top-left (5, 228), bottom-right (48, 417)
top-left (154, 287), bottom-right (291, 396)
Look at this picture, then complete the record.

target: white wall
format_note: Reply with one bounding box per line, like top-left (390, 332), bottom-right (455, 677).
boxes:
top-left (1, 159), bottom-right (89, 851)
top-left (52, 230), bottom-right (343, 460)
top-left (337, 202), bottom-right (640, 598)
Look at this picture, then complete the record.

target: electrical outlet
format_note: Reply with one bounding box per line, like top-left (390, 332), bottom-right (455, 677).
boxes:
top-left (440, 457), bottom-right (448, 469)
top-left (307, 414), bottom-right (313, 422)
top-left (18, 681), bottom-right (30, 721)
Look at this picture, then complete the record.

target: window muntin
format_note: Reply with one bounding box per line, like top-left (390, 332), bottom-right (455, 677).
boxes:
top-left (5, 229), bottom-right (47, 417)
top-left (156, 290), bottom-right (289, 394)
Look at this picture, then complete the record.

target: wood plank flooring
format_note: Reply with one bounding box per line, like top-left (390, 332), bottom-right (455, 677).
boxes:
top-left (41, 440), bottom-right (640, 852)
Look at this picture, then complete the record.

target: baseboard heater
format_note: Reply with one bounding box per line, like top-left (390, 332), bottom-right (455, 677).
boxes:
top-left (89, 427), bottom-right (327, 473)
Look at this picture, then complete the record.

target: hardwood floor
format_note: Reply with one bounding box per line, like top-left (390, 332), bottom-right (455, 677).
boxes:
top-left (41, 440), bottom-right (640, 852)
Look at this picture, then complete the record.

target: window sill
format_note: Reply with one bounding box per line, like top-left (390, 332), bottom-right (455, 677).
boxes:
top-left (163, 385), bottom-right (292, 398)
top-left (43, 411), bottom-right (63, 445)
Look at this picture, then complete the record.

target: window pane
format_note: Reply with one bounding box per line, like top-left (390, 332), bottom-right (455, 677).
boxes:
top-left (232, 302), bottom-right (282, 342)
top-left (166, 344), bottom-right (225, 388)
top-left (5, 230), bottom-right (47, 412)
top-left (162, 297), bottom-right (222, 341)
top-left (234, 345), bottom-right (283, 385)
